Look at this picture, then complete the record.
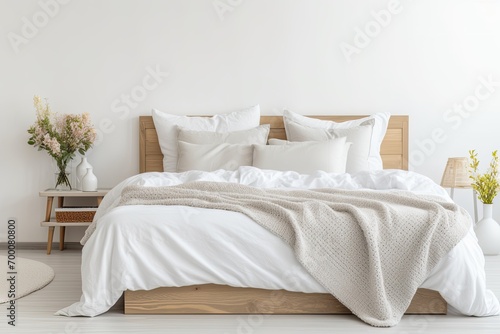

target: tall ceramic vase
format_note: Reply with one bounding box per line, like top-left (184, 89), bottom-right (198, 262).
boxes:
top-left (474, 204), bottom-right (500, 255)
top-left (75, 156), bottom-right (92, 190)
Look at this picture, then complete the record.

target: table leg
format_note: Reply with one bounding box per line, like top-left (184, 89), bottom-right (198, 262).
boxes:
top-left (59, 226), bottom-right (66, 251)
top-left (47, 226), bottom-right (55, 255)
top-left (45, 197), bottom-right (54, 222)
top-left (55, 196), bottom-right (65, 251)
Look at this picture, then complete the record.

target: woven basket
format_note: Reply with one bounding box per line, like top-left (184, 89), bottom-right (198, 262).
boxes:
top-left (55, 208), bottom-right (96, 223)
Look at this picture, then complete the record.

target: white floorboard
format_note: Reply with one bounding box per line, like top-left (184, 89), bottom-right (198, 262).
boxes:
top-left (1, 249), bottom-right (499, 334)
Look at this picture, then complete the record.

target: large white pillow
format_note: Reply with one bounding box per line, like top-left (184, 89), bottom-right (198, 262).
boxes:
top-left (152, 105), bottom-right (260, 172)
top-left (281, 119), bottom-right (373, 174)
top-left (253, 137), bottom-right (347, 174)
top-left (178, 124), bottom-right (270, 146)
top-left (283, 110), bottom-right (390, 170)
top-left (177, 142), bottom-right (253, 172)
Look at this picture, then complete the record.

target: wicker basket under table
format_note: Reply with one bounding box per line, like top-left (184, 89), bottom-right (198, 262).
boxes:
top-left (55, 207), bottom-right (97, 223)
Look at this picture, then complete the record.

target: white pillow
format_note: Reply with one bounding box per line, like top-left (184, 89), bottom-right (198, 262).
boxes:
top-left (283, 110), bottom-right (390, 170)
top-left (177, 142), bottom-right (253, 172)
top-left (281, 119), bottom-right (373, 174)
top-left (268, 138), bottom-right (351, 173)
top-left (253, 137), bottom-right (347, 174)
top-left (178, 124), bottom-right (270, 146)
top-left (152, 105), bottom-right (260, 172)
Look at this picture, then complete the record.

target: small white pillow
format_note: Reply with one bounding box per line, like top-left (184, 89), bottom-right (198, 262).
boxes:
top-left (177, 142), bottom-right (253, 172)
top-left (283, 110), bottom-right (390, 170)
top-left (253, 137), bottom-right (347, 174)
top-left (152, 105), bottom-right (260, 172)
top-left (178, 124), bottom-right (270, 146)
top-left (282, 119), bottom-right (373, 174)
top-left (268, 138), bottom-right (351, 174)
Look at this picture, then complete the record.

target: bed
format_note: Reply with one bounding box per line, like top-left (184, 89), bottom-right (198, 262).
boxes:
top-left (57, 112), bottom-right (500, 327)
top-left (132, 115), bottom-right (422, 313)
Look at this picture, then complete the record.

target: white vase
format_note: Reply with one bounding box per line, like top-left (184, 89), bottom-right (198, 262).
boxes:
top-left (75, 157), bottom-right (92, 190)
top-left (474, 204), bottom-right (500, 255)
top-left (82, 167), bottom-right (98, 192)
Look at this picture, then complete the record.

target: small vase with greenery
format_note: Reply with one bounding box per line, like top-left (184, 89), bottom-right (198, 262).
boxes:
top-left (27, 96), bottom-right (96, 190)
top-left (469, 149), bottom-right (500, 255)
top-left (469, 149), bottom-right (500, 204)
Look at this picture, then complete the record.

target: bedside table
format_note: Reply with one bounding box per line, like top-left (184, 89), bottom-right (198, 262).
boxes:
top-left (39, 189), bottom-right (110, 254)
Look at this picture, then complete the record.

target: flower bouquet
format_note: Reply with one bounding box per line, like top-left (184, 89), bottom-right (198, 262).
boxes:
top-left (27, 96), bottom-right (96, 190)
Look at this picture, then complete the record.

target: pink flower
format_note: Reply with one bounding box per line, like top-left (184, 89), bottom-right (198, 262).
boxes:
top-left (43, 134), bottom-right (61, 155)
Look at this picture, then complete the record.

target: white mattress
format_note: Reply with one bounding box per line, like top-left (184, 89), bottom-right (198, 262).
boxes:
top-left (57, 167), bottom-right (500, 318)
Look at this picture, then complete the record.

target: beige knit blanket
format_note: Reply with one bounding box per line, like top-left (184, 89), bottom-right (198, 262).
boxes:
top-left (118, 182), bottom-right (471, 327)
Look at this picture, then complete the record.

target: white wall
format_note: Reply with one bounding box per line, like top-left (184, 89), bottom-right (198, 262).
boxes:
top-left (1, 0), bottom-right (499, 242)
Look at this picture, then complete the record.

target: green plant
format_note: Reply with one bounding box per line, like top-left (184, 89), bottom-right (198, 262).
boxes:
top-left (469, 149), bottom-right (500, 204)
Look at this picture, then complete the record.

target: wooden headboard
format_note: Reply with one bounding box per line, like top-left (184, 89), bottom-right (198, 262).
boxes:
top-left (139, 115), bottom-right (409, 173)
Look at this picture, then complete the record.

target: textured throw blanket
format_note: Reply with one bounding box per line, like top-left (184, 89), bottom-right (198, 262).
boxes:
top-left (118, 182), bottom-right (471, 327)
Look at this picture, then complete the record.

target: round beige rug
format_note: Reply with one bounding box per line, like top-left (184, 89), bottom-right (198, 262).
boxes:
top-left (0, 256), bottom-right (55, 303)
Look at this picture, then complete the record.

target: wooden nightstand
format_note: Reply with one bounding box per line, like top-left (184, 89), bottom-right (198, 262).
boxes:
top-left (39, 189), bottom-right (110, 254)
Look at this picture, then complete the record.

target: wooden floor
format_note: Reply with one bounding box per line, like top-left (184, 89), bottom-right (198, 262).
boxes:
top-left (1, 249), bottom-right (499, 334)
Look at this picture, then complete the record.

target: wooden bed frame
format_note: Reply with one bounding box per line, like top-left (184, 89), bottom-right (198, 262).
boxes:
top-left (127, 115), bottom-right (447, 316)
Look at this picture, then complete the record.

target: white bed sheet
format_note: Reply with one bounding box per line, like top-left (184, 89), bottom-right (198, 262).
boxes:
top-left (57, 167), bottom-right (500, 318)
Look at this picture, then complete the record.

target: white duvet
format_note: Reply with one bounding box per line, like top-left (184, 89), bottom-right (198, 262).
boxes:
top-left (57, 167), bottom-right (500, 318)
